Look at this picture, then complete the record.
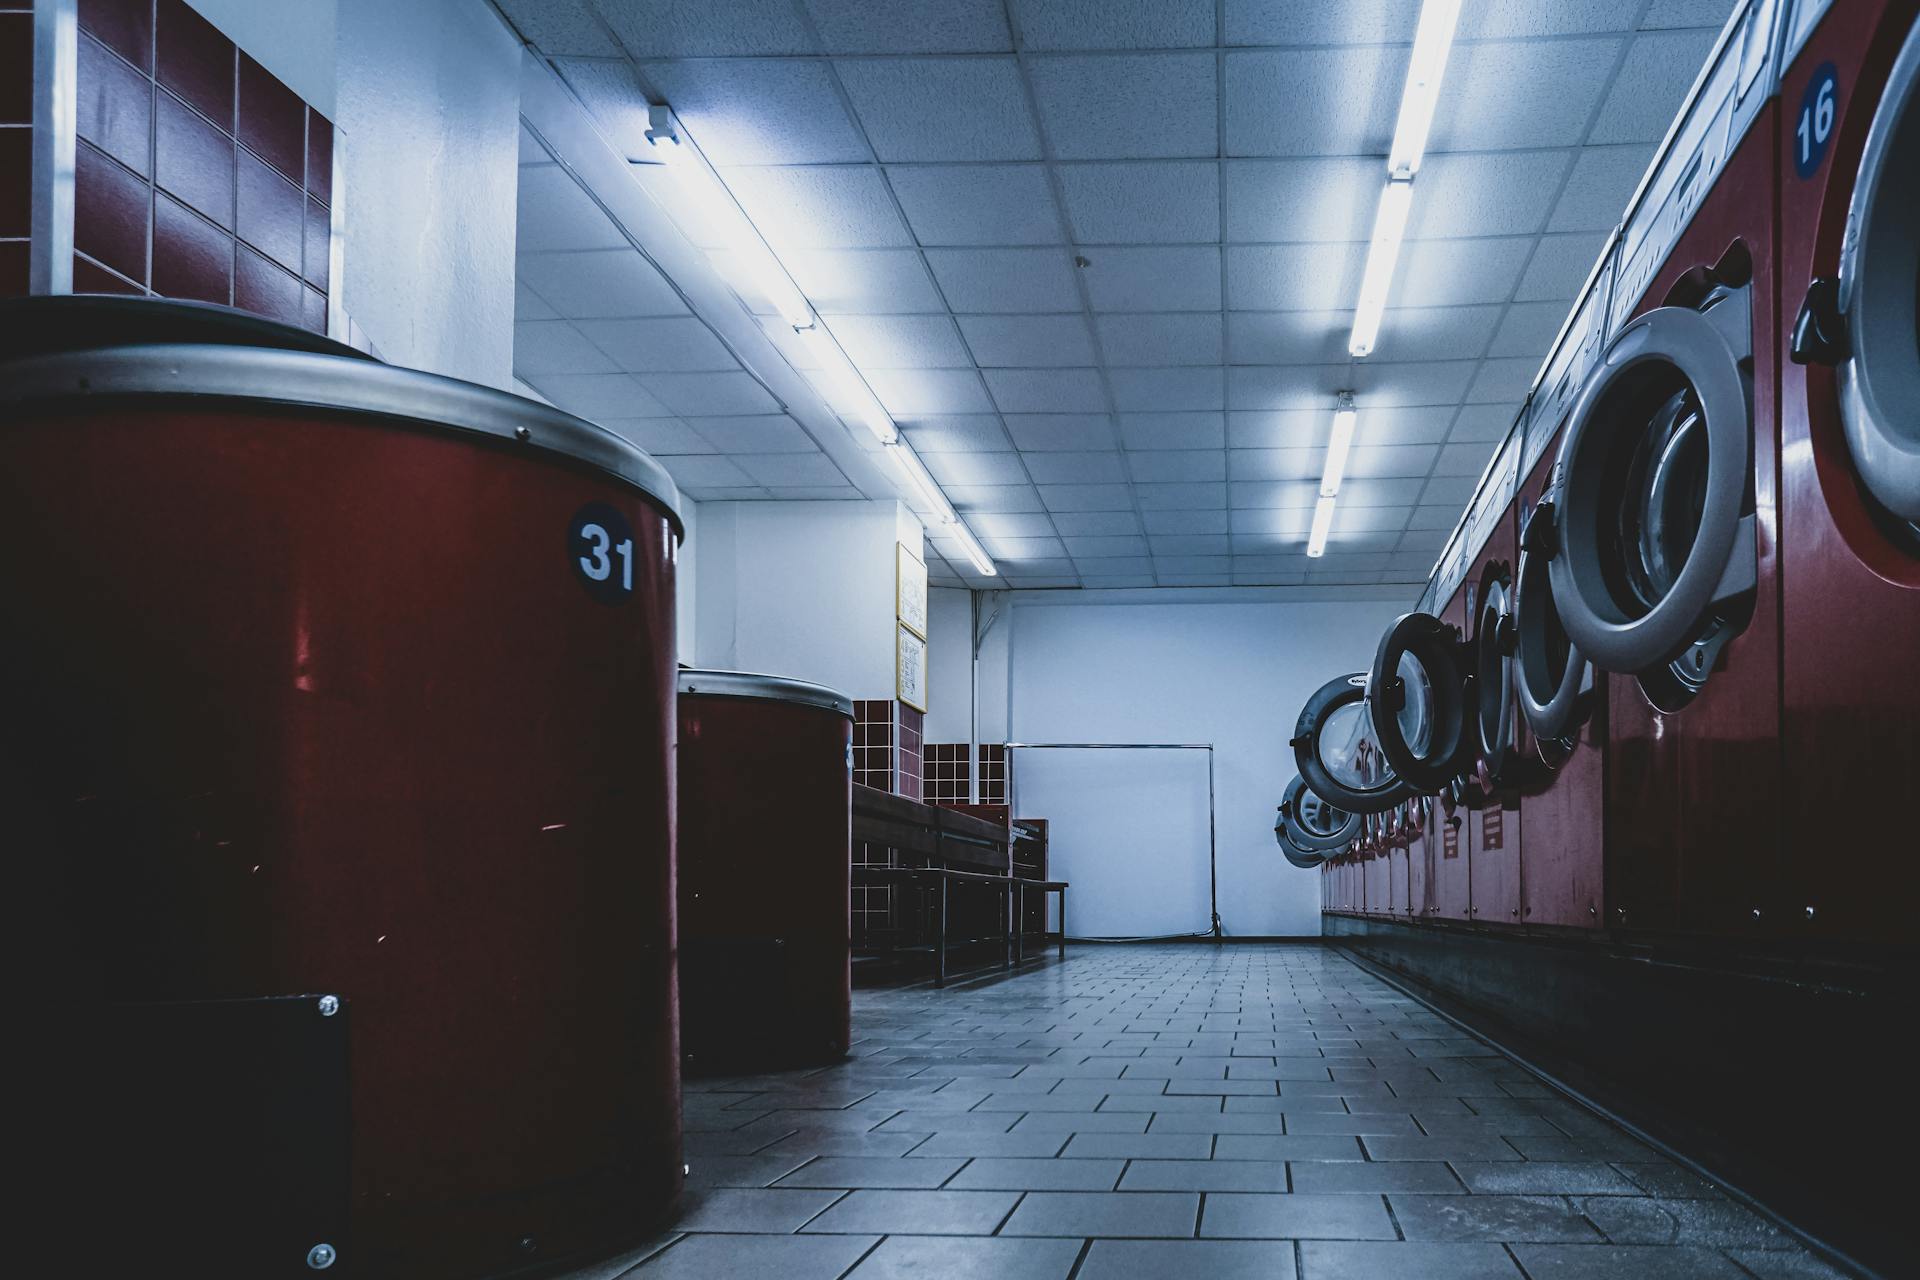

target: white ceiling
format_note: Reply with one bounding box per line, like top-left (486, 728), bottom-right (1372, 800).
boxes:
top-left (498, 0), bottom-right (1733, 591)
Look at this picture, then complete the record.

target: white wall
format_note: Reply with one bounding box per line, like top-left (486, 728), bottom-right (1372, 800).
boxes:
top-left (334, 0), bottom-right (521, 387)
top-left (923, 587), bottom-right (974, 743)
top-left (183, 0), bottom-right (338, 114)
top-left (692, 501), bottom-right (923, 701)
top-left (674, 499), bottom-right (697, 667)
top-left (1007, 597), bottom-right (1404, 937)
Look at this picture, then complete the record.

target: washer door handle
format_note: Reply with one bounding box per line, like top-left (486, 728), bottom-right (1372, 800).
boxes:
top-left (1790, 277), bottom-right (1849, 366)
top-left (1520, 499), bottom-right (1559, 558)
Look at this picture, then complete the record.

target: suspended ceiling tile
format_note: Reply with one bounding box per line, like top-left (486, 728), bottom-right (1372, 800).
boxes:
top-left (1465, 356), bottom-right (1540, 404)
top-left (553, 59), bottom-right (664, 153)
top-left (1134, 481), bottom-right (1227, 509)
top-left (865, 366), bottom-right (997, 414)
top-left (924, 247), bottom-right (1083, 312)
top-left (1107, 366), bottom-right (1225, 411)
top-left (802, 0), bottom-right (1012, 54)
top-left (1229, 305), bottom-right (1501, 366)
top-left (642, 58), bottom-right (868, 166)
top-left (1450, 402), bottom-right (1524, 442)
top-left (1142, 508), bottom-right (1231, 535)
top-left (1223, 46), bottom-right (1402, 157)
top-left (1028, 52), bottom-right (1219, 160)
top-left (517, 166), bottom-right (632, 252)
top-left (533, 372), bottom-right (675, 419)
top-left (984, 367), bottom-right (1108, 413)
top-left (517, 250), bottom-right (689, 319)
top-left (1225, 243), bottom-right (1364, 312)
top-left (1549, 143), bottom-right (1655, 232)
top-left (1458, 0), bottom-right (1642, 38)
top-left (1222, 157), bottom-right (1382, 244)
top-left (1037, 482), bottom-right (1134, 511)
top-left (1097, 313), bottom-right (1224, 367)
top-left (946, 484), bottom-right (1047, 511)
top-left (515, 280), bottom-right (560, 321)
top-left (1022, 450), bottom-right (1128, 484)
top-left (836, 58), bottom-right (1039, 160)
top-left (655, 453), bottom-right (758, 487)
top-left (1003, 413), bottom-right (1118, 451)
top-left (984, 536), bottom-right (1068, 560)
top-left (1062, 534), bottom-right (1149, 556)
top-left (1011, 0), bottom-right (1216, 51)
top-left (1337, 477), bottom-right (1426, 507)
top-left (1078, 574), bottom-right (1158, 587)
top-left (1514, 231), bottom-right (1610, 301)
top-left (597, 418), bottom-right (714, 454)
top-left (1117, 411), bottom-right (1226, 450)
top-left (958, 314), bottom-right (1098, 368)
top-left (887, 164), bottom-right (1063, 246)
top-left (1056, 161), bottom-right (1220, 244)
top-left (1080, 246), bottom-right (1222, 312)
top-left (923, 451), bottom-right (1035, 487)
top-left (1150, 534), bottom-right (1231, 556)
top-left (1223, 0), bottom-right (1416, 45)
top-left (1392, 237), bottom-right (1535, 308)
top-left (731, 451), bottom-right (846, 485)
top-left (784, 248), bottom-right (948, 314)
top-left (1435, 439), bottom-right (1502, 477)
top-left (1073, 555), bottom-right (1155, 575)
top-left (495, 0), bottom-right (622, 56)
top-left (1230, 448), bottom-right (1320, 482)
top-left (1229, 481), bottom-right (1319, 510)
top-left (576, 316), bottom-right (741, 372)
top-left (1589, 28), bottom-right (1723, 144)
top-left (693, 415), bottom-right (820, 452)
top-left (901, 414), bottom-right (1017, 452)
top-left (1487, 300), bottom-right (1575, 358)
top-left (593, 0), bottom-right (814, 57)
top-left (1226, 409), bottom-right (1324, 450)
top-left (1050, 510), bottom-right (1143, 535)
top-left (722, 165), bottom-right (914, 249)
top-left (1155, 555), bottom-right (1231, 574)
top-left (1127, 449), bottom-right (1226, 482)
top-left (1427, 37), bottom-right (1622, 152)
top-left (1407, 151), bottom-right (1575, 240)
top-left (514, 320), bottom-right (619, 375)
top-left (824, 313), bottom-right (975, 368)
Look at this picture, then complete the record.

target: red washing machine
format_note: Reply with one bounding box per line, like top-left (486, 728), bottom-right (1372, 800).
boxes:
top-left (1541, 0), bottom-right (1789, 937)
top-left (1508, 252), bottom-right (1617, 931)
top-left (1776, 0), bottom-right (1920, 947)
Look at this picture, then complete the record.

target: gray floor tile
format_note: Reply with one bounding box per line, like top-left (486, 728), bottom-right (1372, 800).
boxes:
top-left (1723, 1249), bottom-right (1855, 1279)
top-left (1213, 1134), bottom-right (1366, 1161)
top-left (911, 1130), bottom-right (1071, 1158)
top-left (1060, 1132), bottom-right (1215, 1159)
top-left (844, 1235), bottom-right (1082, 1280)
top-left (1280, 1113), bottom-right (1422, 1136)
top-left (1576, 1195), bottom-right (1797, 1247)
top-left (669, 1188), bottom-right (849, 1234)
top-left (1142, 1111), bottom-right (1286, 1134)
top-left (772, 1157), bottom-right (968, 1189)
top-left (1297, 1241), bottom-right (1523, 1279)
top-left (1389, 1194), bottom-right (1601, 1242)
top-left (1611, 1162), bottom-right (1727, 1198)
top-left (1120, 1159), bottom-right (1290, 1191)
top-left (1000, 1190), bottom-right (1201, 1238)
top-left (1361, 1135), bottom-right (1522, 1161)
top-left (1288, 1160), bottom-right (1464, 1194)
top-left (1078, 1239), bottom-right (1299, 1279)
top-left (1511, 1134), bottom-right (1656, 1161)
top-left (1511, 1243), bottom-right (1752, 1278)
top-left (1008, 1110), bottom-right (1150, 1133)
top-left (800, 1189), bottom-right (1021, 1235)
top-left (1098, 1093), bottom-right (1226, 1112)
top-left (684, 1154), bottom-right (816, 1189)
top-left (946, 1157), bottom-right (1126, 1191)
top-left (1452, 1162), bottom-right (1641, 1194)
top-left (634, 1234), bottom-right (879, 1279)
top-left (756, 1131), bottom-right (934, 1159)
top-left (1200, 1192), bottom-right (1396, 1240)
top-left (872, 1111), bottom-right (1015, 1134)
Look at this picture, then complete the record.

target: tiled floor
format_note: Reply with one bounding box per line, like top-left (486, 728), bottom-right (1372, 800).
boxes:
top-left (574, 944), bottom-right (1852, 1279)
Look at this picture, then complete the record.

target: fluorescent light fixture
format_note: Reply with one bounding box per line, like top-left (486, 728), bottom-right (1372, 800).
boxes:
top-left (1322, 394), bottom-right (1357, 498)
top-left (884, 441), bottom-right (954, 523)
top-left (949, 519), bottom-right (998, 577)
top-left (1388, 0), bottom-right (1464, 178)
top-left (643, 110), bottom-right (813, 330)
top-left (1348, 179), bottom-right (1413, 358)
top-left (1307, 495), bottom-right (1338, 558)
top-left (796, 324), bottom-right (897, 444)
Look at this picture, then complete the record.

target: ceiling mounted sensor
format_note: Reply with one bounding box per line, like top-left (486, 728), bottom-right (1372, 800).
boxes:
top-left (1291, 673), bottom-right (1414, 814)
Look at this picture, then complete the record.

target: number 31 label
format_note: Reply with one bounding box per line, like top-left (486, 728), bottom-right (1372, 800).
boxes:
top-left (1795, 63), bottom-right (1838, 180)
top-left (568, 503), bottom-right (636, 603)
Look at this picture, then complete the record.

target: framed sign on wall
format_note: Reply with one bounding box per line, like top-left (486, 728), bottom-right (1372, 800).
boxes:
top-left (896, 623), bottom-right (928, 713)
top-left (895, 543), bottom-right (928, 639)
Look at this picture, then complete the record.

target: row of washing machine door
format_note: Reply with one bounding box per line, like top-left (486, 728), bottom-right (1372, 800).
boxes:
top-left (1282, 0), bottom-right (1917, 944)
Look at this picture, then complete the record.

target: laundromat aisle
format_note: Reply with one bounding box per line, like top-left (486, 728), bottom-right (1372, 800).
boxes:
top-left (573, 945), bottom-right (1845, 1279)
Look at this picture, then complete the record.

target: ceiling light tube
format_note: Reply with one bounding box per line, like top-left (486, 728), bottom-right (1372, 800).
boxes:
top-left (949, 518), bottom-right (998, 577)
top-left (1348, 179), bottom-right (1413, 358)
top-left (1388, 0), bottom-right (1464, 178)
top-left (1307, 495), bottom-right (1338, 558)
top-left (643, 110), bottom-right (814, 329)
top-left (796, 324), bottom-right (898, 444)
top-left (884, 441), bottom-right (954, 524)
top-left (1322, 393), bottom-right (1357, 498)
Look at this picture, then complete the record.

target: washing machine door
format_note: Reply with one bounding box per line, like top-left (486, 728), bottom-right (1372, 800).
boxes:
top-left (1550, 282), bottom-right (1759, 709)
top-left (1275, 776), bottom-right (1359, 867)
top-left (1472, 556), bottom-right (1556, 789)
top-left (1794, 20), bottom-right (1920, 534)
top-left (1367, 613), bottom-right (1475, 792)
top-left (1291, 673), bottom-right (1414, 814)
top-left (1514, 496), bottom-right (1591, 746)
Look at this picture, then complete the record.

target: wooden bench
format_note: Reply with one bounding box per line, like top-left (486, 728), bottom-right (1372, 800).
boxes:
top-left (852, 785), bottom-right (1067, 988)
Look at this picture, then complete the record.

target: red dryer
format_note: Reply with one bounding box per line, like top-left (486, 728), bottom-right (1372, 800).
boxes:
top-left (1776, 0), bottom-right (1920, 947)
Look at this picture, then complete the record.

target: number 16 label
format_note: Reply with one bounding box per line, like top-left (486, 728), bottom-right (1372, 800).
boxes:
top-left (569, 503), bottom-right (636, 603)
top-left (1795, 64), bottom-right (1838, 180)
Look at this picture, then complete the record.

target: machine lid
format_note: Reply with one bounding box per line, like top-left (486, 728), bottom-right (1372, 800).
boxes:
top-left (1514, 496), bottom-right (1592, 744)
top-left (1834, 19), bottom-right (1920, 527)
top-left (677, 669), bottom-right (855, 718)
top-left (1367, 612), bottom-right (1475, 792)
top-left (1277, 775), bottom-right (1360, 863)
top-left (1548, 287), bottom-right (1756, 698)
top-left (1291, 673), bottom-right (1414, 815)
top-left (0, 297), bottom-right (686, 537)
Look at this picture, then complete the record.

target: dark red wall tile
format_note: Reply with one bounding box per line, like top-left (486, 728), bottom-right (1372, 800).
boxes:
top-left (152, 191), bottom-right (231, 304)
top-left (74, 251), bottom-right (146, 294)
top-left (306, 110), bottom-right (332, 206)
top-left (1, 11), bottom-right (32, 125)
top-left (235, 146), bottom-right (300, 272)
top-left (73, 141), bottom-right (149, 284)
top-left (79, 0), bottom-right (153, 75)
top-left (155, 0), bottom-right (232, 129)
top-left (0, 239), bottom-right (26, 299)
top-left (303, 195), bottom-right (328, 289)
top-left (0, 126), bottom-right (28, 237)
top-left (235, 243), bottom-right (301, 325)
top-left (78, 32), bottom-right (153, 177)
top-left (302, 284), bottom-right (326, 334)
top-left (237, 52), bottom-right (303, 183)
top-left (155, 87), bottom-right (232, 228)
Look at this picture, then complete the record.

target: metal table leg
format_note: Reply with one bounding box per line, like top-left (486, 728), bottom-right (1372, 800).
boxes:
top-left (1014, 881), bottom-right (1025, 965)
top-left (934, 874), bottom-right (947, 990)
top-left (1058, 886), bottom-right (1067, 959)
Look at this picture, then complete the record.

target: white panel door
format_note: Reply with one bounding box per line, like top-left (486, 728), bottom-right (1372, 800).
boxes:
top-left (1013, 747), bottom-right (1212, 939)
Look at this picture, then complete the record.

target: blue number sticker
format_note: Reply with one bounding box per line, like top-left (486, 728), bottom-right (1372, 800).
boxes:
top-left (1794, 63), bottom-right (1839, 180)
top-left (568, 502), bottom-right (636, 604)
